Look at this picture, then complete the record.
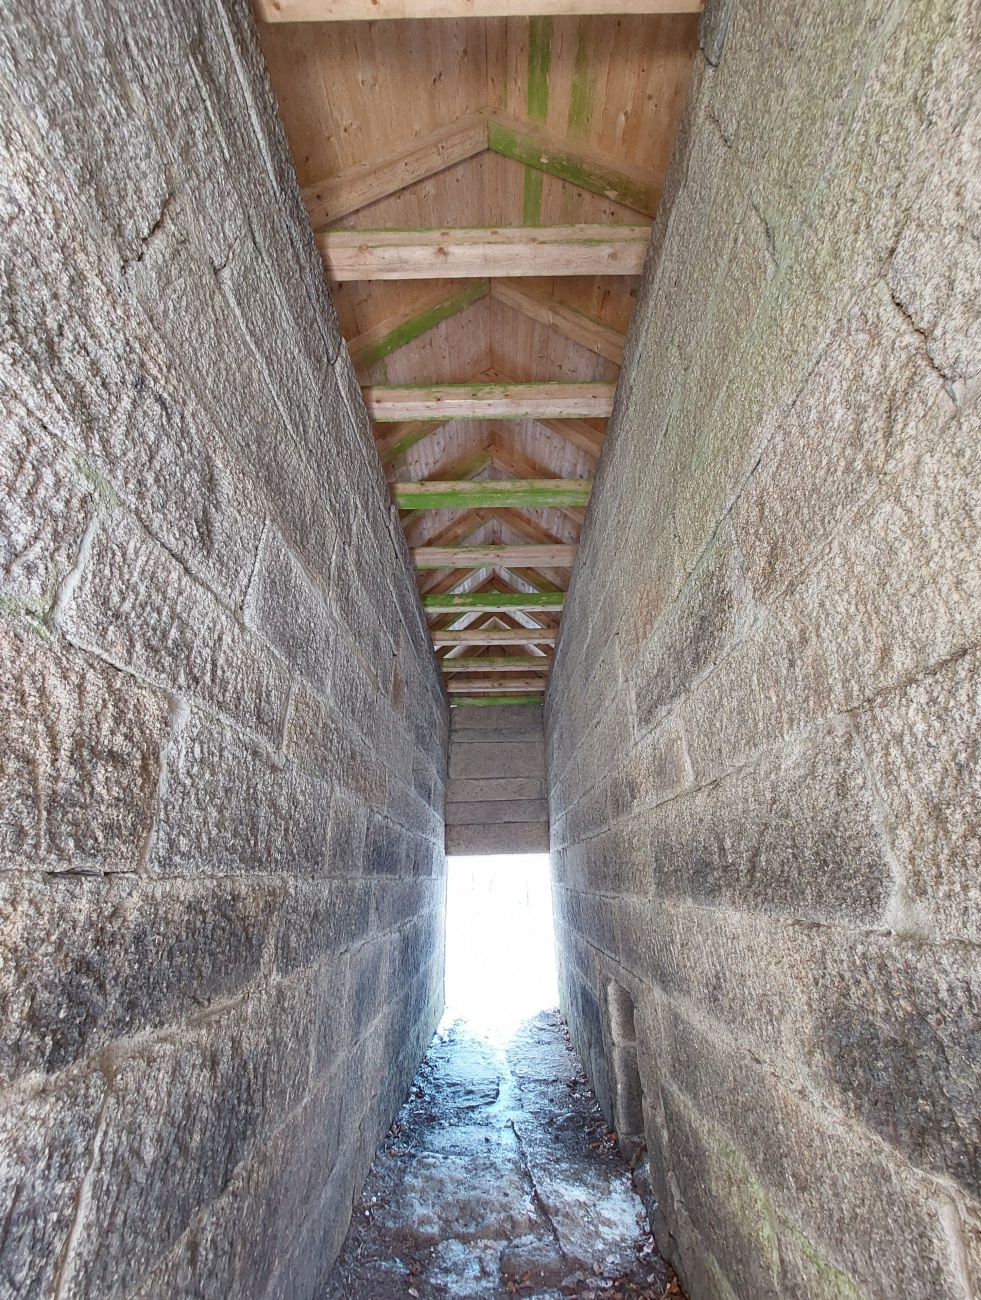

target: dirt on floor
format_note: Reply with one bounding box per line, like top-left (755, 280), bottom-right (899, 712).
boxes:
top-left (324, 1009), bottom-right (684, 1300)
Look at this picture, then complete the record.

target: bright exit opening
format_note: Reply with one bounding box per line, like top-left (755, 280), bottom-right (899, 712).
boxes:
top-left (442, 854), bottom-right (558, 1041)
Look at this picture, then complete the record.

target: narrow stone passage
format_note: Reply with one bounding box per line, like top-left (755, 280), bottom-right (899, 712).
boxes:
top-left (325, 1011), bottom-right (683, 1300)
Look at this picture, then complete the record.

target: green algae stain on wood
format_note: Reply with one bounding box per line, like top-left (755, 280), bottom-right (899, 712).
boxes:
top-left (567, 21), bottom-right (596, 140)
top-left (352, 281), bottom-right (489, 370)
top-left (423, 591), bottom-right (566, 611)
top-left (394, 480), bottom-right (591, 511)
top-left (451, 695), bottom-right (546, 706)
top-left (487, 120), bottom-right (658, 218)
top-left (524, 16), bottom-right (553, 225)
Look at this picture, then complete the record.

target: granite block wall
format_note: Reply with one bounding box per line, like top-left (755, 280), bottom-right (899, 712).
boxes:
top-left (547, 1), bottom-right (981, 1296)
top-left (0, 2), bottom-right (447, 1296)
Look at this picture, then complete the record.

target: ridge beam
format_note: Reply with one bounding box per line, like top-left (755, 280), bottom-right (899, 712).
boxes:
top-left (319, 226), bottom-right (651, 281)
top-left (366, 382), bottom-right (615, 422)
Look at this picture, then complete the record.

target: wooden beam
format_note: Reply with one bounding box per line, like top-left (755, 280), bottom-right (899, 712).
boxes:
top-left (350, 281), bottom-right (489, 371)
top-left (424, 591), bottom-right (565, 613)
top-left (445, 676), bottom-right (550, 694)
top-left (442, 656), bottom-right (551, 672)
top-left (399, 449), bottom-right (493, 523)
top-left (432, 629), bottom-right (557, 646)
top-left (365, 382), bottom-right (615, 422)
top-left (451, 695), bottom-right (546, 706)
top-left (488, 437), bottom-right (585, 527)
top-left (393, 479), bottom-right (590, 511)
top-left (319, 226), bottom-right (650, 281)
top-left (375, 420), bottom-right (448, 466)
top-left (490, 280), bottom-right (625, 365)
top-left (300, 115), bottom-right (487, 228)
top-left (412, 543), bottom-right (576, 569)
top-left (538, 417), bottom-right (606, 458)
top-left (486, 112), bottom-right (662, 218)
top-left (258, 0), bottom-right (701, 20)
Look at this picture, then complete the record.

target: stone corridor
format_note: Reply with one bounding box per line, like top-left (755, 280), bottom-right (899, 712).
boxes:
top-left (325, 1011), bottom-right (682, 1300)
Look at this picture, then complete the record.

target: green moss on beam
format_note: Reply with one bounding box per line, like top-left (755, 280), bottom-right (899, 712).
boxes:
top-left (487, 117), bottom-right (658, 218)
top-left (450, 695), bottom-right (546, 706)
top-left (423, 591), bottom-right (565, 612)
top-left (393, 479), bottom-right (591, 511)
top-left (352, 280), bottom-right (489, 370)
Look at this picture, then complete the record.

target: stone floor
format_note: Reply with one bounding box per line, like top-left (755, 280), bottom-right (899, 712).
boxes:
top-left (324, 1010), bottom-right (683, 1300)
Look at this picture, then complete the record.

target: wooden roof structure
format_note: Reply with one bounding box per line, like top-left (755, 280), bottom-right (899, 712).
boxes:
top-left (257, 1), bottom-right (699, 703)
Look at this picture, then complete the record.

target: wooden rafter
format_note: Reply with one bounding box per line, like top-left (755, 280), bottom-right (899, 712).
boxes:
top-left (424, 591), bottom-right (565, 613)
top-left (365, 382), bottom-right (615, 422)
top-left (300, 115), bottom-right (487, 228)
top-left (441, 656), bottom-right (552, 673)
top-left (319, 226), bottom-right (651, 281)
top-left (490, 280), bottom-right (625, 366)
top-left (537, 417), bottom-right (607, 459)
top-left (350, 281), bottom-right (488, 371)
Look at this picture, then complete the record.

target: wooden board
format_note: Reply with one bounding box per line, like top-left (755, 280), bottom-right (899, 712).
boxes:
top-left (365, 382), bottom-right (616, 421)
top-left (257, 0), bottom-right (701, 20)
top-left (394, 479), bottom-right (591, 509)
top-left (412, 543), bottom-right (577, 567)
top-left (319, 225), bottom-right (651, 280)
top-left (432, 628), bottom-right (557, 644)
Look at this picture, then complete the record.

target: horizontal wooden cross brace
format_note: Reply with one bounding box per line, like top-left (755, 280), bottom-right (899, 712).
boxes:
top-left (445, 676), bottom-right (550, 693)
top-left (431, 629), bottom-right (557, 645)
top-left (366, 382), bottom-right (615, 422)
top-left (260, 0), bottom-right (701, 21)
top-left (394, 479), bottom-right (590, 510)
top-left (298, 112), bottom-right (663, 227)
top-left (423, 592), bottom-right (566, 612)
top-left (441, 656), bottom-right (551, 672)
top-left (319, 225), bottom-right (651, 280)
top-left (411, 544), bottom-right (577, 568)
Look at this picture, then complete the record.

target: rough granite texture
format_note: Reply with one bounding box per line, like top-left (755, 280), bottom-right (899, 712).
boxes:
top-left (547, 0), bottom-right (981, 1296)
top-left (0, 2), bottom-right (447, 1297)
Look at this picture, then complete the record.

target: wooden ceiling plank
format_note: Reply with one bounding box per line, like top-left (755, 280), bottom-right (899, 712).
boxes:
top-left (412, 543), bottom-right (576, 568)
top-left (350, 280), bottom-right (489, 371)
top-left (300, 114), bottom-right (488, 229)
top-left (365, 382), bottom-right (615, 422)
top-left (490, 279), bottom-right (625, 365)
top-left (393, 479), bottom-right (591, 510)
top-left (258, 0), bottom-right (701, 18)
top-left (485, 111), bottom-right (662, 217)
top-left (320, 225), bottom-right (651, 280)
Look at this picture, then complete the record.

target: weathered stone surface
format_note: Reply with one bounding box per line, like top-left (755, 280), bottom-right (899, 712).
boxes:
top-left (0, 1069), bottom-right (106, 1299)
top-left (61, 512), bottom-right (290, 742)
top-left (0, 412), bottom-right (95, 609)
top-left (152, 709), bottom-right (331, 877)
top-left (548, 0), bottom-right (981, 1294)
top-left (0, 621), bottom-right (167, 873)
top-left (0, 3), bottom-right (447, 1294)
top-left (0, 873), bottom-right (279, 1083)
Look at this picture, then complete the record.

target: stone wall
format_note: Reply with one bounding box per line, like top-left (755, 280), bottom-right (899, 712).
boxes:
top-left (547, 1), bottom-right (981, 1296)
top-left (445, 704), bottom-right (548, 855)
top-left (0, 3), bottom-right (447, 1296)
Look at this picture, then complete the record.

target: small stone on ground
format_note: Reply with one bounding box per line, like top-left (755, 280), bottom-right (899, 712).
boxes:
top-left (324, 1009), bottom-right (683, 1299)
